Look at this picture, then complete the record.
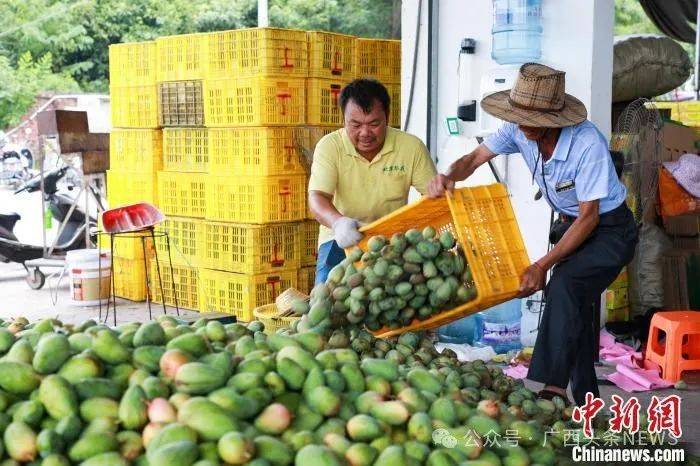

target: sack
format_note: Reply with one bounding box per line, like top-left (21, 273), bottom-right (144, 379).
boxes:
top-left (627, 223), bottom-right (672, 317)
top-left (613, 35), bottom-right (692, 103)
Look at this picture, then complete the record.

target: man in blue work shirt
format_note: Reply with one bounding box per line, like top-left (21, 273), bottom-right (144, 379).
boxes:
top-left (428, 63), bottom-right (638, 406)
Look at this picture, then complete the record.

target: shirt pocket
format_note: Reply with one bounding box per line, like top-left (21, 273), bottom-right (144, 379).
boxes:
top-left (555, 185), bottom-right (579, 210)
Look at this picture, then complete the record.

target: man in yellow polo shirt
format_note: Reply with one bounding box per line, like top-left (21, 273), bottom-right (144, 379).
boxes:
top-left (308, 78), bottom-right (437, 285)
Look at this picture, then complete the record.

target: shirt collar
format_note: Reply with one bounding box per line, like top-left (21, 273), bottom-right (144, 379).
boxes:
top-left (552, 126), bottom-right (574, 162)
top-left (341, 127), bottom-right (396, 160)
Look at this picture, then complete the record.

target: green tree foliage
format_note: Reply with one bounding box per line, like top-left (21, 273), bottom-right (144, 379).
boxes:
top-left (0, 52), bottom-right (80, 128)
top-left (614, 0), bottom-right (660, 36)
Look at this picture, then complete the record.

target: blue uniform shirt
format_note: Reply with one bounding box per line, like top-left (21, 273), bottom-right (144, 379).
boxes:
top-left (483, 121), bottom-right (627, 217)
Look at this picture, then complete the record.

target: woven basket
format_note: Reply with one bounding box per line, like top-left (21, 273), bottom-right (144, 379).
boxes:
top-left (253, 303), bottom-right (300, 334)
top-left (275, 288), bottom-right (309, 316)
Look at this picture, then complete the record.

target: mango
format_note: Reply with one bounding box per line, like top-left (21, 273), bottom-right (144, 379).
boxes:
top-left (148, 440), bottom-right (199, 466)
top-left (133, 345), bottom-right (166, 373)
top-left (254, 435), bottom-right (294, 466)
top-left (79, 452), bottom-right (129, 466)
top-left (4, 421), bottom-right (37, 461)
top-left (307, 386), bottom-right (341, 417)
top-left (407, 368), bottom-right (441, 395)
top-left (166, 333), bottom-right (209, 358)
top-left (91, 330), bottom-right (130, 365)
top-left (59, 355), bottom-right (101, 384)
top-left (68, 433), bottom-right (118, 462)
top-left (4, 338), bottom-right (34, 364)
top-left (75, 378), bottom-right (121, 400)
top-left (178, 397), bottom-right (239, 441)
top-left (346, 415), bottom-right (383, 442)
top-left (54, 414), bottom-right (82, 443)
top-left (32, 334), bottom-right (70, 374)
top-left (218, 431), bottom-right (254, 465)
top-left (0, 328), bottom-right (15, 354)
top-left (36, 428), bottom-right (64, 457)
top-left (118, 385), bottom-right (148, 430)
top-left (370, 401), bottom-right (410, 426)
top-left (12, 400), bottom-right (44, 428)
top-left (146, 423), bottom-right (198, 456)
top-left (208, 387), bottom-right (258, 420)
top-left (133, 322), bottom-right (166, 347)
top-left (39, 375), bottom-right (78, 420)
top-left (79, 398), bottom-right (119, 422)
top-left (0, 362), bottom-right (41, 395)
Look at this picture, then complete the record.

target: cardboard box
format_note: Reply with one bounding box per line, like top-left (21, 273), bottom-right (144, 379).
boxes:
top-left (609, 268), bottom-right (629, 290)
top-left (664, 214), bottom-right (700, 237)
top-left (662, 249), bottom-right (700, 309)
top-left (659, 121), bottom-right (698, 163)
top-left (607, 306), bottom-right (630, 322)
top-left (605, 287), bottom-right (629, 310)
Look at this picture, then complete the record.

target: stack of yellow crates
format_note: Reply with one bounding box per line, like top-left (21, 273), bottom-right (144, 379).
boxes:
top-left (606, 268), bottom-right (629, 322)
top-left (107, 41), bottom-right (161, 301)
top-left (107, 28), bottom-right (401, 321)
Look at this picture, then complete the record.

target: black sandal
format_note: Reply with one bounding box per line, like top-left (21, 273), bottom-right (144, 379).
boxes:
top-left (537, 389), bottom-right (571, 405)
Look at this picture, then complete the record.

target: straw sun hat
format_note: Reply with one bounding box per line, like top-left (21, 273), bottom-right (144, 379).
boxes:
top-left (481, 62), bottom-right (588, 128)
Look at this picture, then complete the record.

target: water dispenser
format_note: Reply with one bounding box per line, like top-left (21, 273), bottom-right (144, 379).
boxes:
top-left (492, 0), bottom-right (543, 65)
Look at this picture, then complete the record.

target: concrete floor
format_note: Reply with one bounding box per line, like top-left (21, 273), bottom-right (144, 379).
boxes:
top-left (1, 252), bottom-right (699, 456)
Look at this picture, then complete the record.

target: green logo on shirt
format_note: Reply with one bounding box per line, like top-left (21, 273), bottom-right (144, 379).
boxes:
top-left (383, 164), bottom-right (406, 173)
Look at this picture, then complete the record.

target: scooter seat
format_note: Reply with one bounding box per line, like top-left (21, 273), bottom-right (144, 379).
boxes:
top-left (0, 212), bottom-right (20, 223)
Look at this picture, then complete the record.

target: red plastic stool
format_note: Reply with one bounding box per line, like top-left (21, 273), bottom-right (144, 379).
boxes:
top-left (645, 310), bottom-right (700, 383)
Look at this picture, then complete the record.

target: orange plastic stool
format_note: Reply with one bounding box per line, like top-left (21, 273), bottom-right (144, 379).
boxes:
top-left (645, 311), bottom-right (700, 383)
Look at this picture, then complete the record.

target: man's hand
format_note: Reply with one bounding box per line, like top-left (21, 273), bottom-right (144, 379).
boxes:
top-left (427, 174), bottom-right (455, 199)
top-left (517, 263), bottom-right (546, 298)
top-left (332, 217), bottom-right (363, 248)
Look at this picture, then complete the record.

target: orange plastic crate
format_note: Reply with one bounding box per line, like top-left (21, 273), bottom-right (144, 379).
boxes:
top-left (201, 221), bottom-right (301, 274)
top-left (163, 128), bottom-right (209, 172)
top-left (154, 217), bottom-right (205, 266)
top-left (157, 172), bottom-right (207, 218)
top-left (156, 33), bottom-right (208, 82)
top-left (307, 31), bottom-right (356, 79)
top-left (355, 39), bottom-right (401, 83)
top-left (110, 85), bottom-right (159, 128)
top-left (306, 78), bottom-right (350, 126)
top-left (199, 269), bottom-right (297, 322)
top-left (205, 175), bottom-right (307, 224)
top-left (109, 41), bottom-right (157, 87)
top-left (300, 220), bottom-right (319, 266)
top-left (298, 266), bottom-right (316, 295)
top-left (207, 28), bottom-right (308, 78)
top-left (208, 127), bottom-right (306, 176)
top-left (151, 260), bottom-right (200, 311)
top-left (356, 184), bottom-right (530, 338)
top-left (203, 77), bottom-right (306, 127)
top-left (106, 170), bottom-right (158, 207)
top-left (109, 129), bottom-right (162, 172)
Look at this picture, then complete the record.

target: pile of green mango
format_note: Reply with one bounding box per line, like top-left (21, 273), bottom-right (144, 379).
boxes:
top-left (291, 228), bottom-right (477, 333)
top-left (0, 313), bottom-right (610, 466)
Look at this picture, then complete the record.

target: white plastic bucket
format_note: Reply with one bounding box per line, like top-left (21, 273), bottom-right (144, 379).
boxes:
top-left (67, 249), bottom-right (112, 306)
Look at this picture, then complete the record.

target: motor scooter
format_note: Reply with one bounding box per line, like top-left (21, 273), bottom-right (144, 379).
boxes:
top-left (0, 166), bottom-right (97, 289)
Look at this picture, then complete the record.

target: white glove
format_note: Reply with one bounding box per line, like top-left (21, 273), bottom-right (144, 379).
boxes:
top-left (332, 217), bottom-right (363, 248)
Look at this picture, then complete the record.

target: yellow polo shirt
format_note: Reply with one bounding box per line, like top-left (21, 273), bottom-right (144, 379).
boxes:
top-left (308, 127), bottom-right (437, 246)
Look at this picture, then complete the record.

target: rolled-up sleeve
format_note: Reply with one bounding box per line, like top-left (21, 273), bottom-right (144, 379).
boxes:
top-left (483, 123), bottom-right (519, 155)
top-left (411, 142), bottom-right (438, 195)
top-left (308, 138), bottom-right (338, 195)
top-left (575, 143), bottom-right (610, 202)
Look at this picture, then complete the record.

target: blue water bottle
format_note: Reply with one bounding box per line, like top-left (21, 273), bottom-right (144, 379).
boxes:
top-left (491, 0), bottom-right (543, 65)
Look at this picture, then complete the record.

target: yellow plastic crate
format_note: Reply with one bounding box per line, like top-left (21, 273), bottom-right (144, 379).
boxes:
top-left (307, 31), bottom-right (356, 79)
top-left (99, 231), bottom-right (155, 261)
top-left (109, 129), bottom-right (162, 172)
top-left (208, 127), bottom-right (306, 177)
top-left (207, 28), bottom-right (308, 79)
top-left (158, 81), bottom-right (205, 127)
top-left (151, 260), bottom-right (200, 311)
top-left (205, 175), bottom-right (307, 224)
top-left (106, 170), bottom-right (158, 207)
top-left (299, 126), bottom-right (339, 170)
top-left (306, 78), bottom-right (349, 126)
top-left (156, 33), bottom-right (209, 82)
top-left (109, 41), bottom-right (157, 87)
top-left (653, 101), bottom-right (700, 125)
top-left (155, 217), bottom-right (205, 266)
top-left (355, 39), bottom-right (401, 83)
top-left (298, 266), bottom-right (316, 295)
top-left (201, 221), bottom-right (301, 274)
top-left (204, 77), bottom-right (306, 127)
top-left (386, 82), bottom-right (401, 128)
top-left (157, 172), bottom-right (207, 218)
top-left (199, 268), bottom-right (297, 322)
top-left (110, 85), bottom-right (159, 128)
top-left (253, 304), bottom-right (300, 334)
top-left (113, 257), bottom-right (148, 301)
top-left (163, 128), bottom-right (209, 172)
top-left (300, 220), bottom-right (319, 266)
top-left (356, 184), bottom-right (530, 338)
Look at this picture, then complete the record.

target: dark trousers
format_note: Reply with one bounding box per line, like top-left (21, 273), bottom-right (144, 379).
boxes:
top-left (527, 204), bottom-right (639, 406)
top-left (314, 240), bottom-right (346, 286)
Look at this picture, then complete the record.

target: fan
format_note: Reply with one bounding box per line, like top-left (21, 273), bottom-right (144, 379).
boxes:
top-left (610, 98), bottom-right (663, 224)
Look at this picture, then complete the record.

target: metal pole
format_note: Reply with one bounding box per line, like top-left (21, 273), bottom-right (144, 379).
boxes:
top-left (258, 0), bottom-right (269, 27)
top-left (695, 0), bottom-right (700, 99)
